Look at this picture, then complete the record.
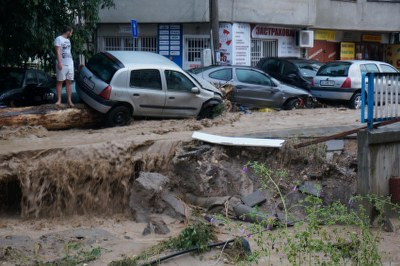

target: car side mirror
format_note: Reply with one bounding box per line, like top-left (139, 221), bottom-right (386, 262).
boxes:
top-left (191, 87), bottom-right (200, 94)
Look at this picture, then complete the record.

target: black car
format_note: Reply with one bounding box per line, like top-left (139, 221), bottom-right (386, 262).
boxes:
top-left (0, 67), bottom-right (55, 106)
top-left (256, 57), bottom-right (323, 90)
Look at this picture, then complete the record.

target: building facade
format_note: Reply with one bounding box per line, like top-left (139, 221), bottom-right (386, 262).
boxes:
top-left (96, 0), bottom-right (400, 69)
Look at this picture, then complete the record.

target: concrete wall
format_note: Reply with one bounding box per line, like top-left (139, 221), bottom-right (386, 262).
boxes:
top-left (358, 128), bottom-right (400, 197)
top-left (99, 0), bottom-right (316, 26)
top-left (99, 0), bottom-right (209, 23)
top-left (316, 0), bottom-right (400, 32)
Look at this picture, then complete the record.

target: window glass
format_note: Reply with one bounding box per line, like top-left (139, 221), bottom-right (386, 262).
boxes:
top-left (165, 70), bottom-right (195, 92)
top-left (25, 71), bottom-right (37, 84)
top-left (360, 64), bottom-right (367, 74)
top-left (366, 64), bottom-right (379, 73)
top-left (209, 68), bottom-right (232, 81)
top-left (86, 53), bottom-right (123, 83)
top-left (282, 62), bottom-right (298, 76)
top-left (317, 62), bottom-right (351, 77)
top-left (37, 71), bottom-right (48, 85)
top-left (236, 69), bottom-right (273, 86)
top-left (262, 59), bottom-right (282, 74)
top-left (380, 64), bottom-right (398, 73)
top-left (130, 69), bottom-right (162, 90)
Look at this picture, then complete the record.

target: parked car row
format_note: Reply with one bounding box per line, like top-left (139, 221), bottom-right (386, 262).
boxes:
top-left (2, 51), bottom-right (398, 127)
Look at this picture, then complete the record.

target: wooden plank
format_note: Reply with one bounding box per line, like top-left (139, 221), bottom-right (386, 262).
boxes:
top-left (192, 132), bottom-right (284, 148)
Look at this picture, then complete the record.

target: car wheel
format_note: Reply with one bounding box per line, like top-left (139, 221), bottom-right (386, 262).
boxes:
top-left (198, 104), bottom-right (223, 120)
top-left (284, 98), bottom-right (301, 110)
top-left (350, 93), bottom-right (362, 109)
top-left (105, 105), bottom-right (131, 127)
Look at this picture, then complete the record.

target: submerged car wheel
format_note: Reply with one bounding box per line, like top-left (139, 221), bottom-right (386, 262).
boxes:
top-left (105, 105), bottom-right (131, 127)
top-left (350, 92), bottom-right (362, 109)
top-left (284, 98), bottom-right (301, 110)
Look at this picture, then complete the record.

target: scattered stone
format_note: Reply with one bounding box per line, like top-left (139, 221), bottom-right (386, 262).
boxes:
top-left (233, 204), bottom-right (276, 225)
top-left (300, 181), bottom-right (322, 197)
top-left (124, 236), bottom-right (132, 240)
top-left (136, 172), bottom-right (169, 192)
top-left (241, 190), bottom-right (266, 207)
top-left (143, 216), bottom-right (170, 235)
top-left (129, 172), bottom-right (170, 222)
top-left (185, 193), bottom-right (231, 210)
top-left (325, 140), bottom-right (344, 151)
top-left (161, 192), bottom-right (188, 218)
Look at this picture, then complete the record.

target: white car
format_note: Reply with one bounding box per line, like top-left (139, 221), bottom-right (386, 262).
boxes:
top-left (311, 60), bottom-right (398, 109)
top-left (76, 51), bottom-right (223, 127)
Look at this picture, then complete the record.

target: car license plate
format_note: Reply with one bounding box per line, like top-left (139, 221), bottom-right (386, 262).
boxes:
top-left (83, 76), bottom-right (95, 90)
top-left (320, 80), bottom-right (335, 86)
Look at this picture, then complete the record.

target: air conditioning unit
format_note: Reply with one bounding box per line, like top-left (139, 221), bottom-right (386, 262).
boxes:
top-left (298, 30), bottom-right (314, 48)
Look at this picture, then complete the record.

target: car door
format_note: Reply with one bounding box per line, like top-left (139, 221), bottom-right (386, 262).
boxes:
top-left (233, 68), bottom-right (281, 108)
top-left (129, 69), bottom-right (166, 116)
top-left (261, 59), bottom-right (284, 81)
top-left (281, 61), bottom-right (301, 87)
top-left (163, 69), bottom-right (203, 117)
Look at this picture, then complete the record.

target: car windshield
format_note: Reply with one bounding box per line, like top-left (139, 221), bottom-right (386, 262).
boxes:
top-left (86, 53), bottom-right (123, 83)
top-left (295, 62), bottom-right (322, 77)
top-left (317, 62), bottom-right (351, 77)
top-left (0, 69), bottom-right (25, 91)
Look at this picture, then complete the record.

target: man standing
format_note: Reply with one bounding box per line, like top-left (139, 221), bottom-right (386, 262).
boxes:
top-left (54, 26), bottom-right (74, 107)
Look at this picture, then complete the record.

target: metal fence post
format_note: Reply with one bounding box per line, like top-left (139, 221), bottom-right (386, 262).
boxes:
top-left (367, 73), bottom-right (374, 130)
top-left (361, 73), bottom-right (366, 123)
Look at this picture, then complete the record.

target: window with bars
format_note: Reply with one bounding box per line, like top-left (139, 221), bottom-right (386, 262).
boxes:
top-left (102, 36), bottom-right (157, 52)
top-left (251, 39), bottom-right (278, 67)
top-left (184, 37), bottom-right (210, 70)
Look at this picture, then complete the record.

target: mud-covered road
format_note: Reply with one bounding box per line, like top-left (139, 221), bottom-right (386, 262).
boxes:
top-left (0, 108), bottom-right (361, 154)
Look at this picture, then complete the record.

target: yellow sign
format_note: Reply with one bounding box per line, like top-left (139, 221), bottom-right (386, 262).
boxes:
top-left (362, 34), bottom-right (382, 43)
top-left (386, 44), bottom-right (400, 70)
top-left (340, 42), bottom-right (355, 60)
top-left (315, 30), bottom-right (336, 41)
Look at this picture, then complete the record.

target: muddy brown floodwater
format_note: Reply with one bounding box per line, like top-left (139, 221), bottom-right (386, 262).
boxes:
top-left (1, 107), bottom-right (399, 265)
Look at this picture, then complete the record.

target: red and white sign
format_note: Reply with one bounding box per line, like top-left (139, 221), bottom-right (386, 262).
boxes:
top-left (219, 23), bottom-right (232, 64)
top-left (232, 23), bottom-right (251, 66)
top-left (251, 25), bottom-right (300, 57)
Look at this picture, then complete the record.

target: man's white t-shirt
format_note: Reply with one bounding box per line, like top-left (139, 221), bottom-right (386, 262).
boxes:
top-left (54, 36), bottom-right (73, 66)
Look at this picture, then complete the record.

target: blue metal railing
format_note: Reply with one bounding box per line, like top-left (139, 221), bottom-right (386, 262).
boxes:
top-left (361, 72), bottom-right (400, 129)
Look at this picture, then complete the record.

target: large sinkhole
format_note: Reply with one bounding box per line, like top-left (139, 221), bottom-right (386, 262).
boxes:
top-left (0, 178), bottom-right (22, 215)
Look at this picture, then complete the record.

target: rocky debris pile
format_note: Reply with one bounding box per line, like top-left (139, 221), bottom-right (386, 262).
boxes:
top-left (128, 140), bottom-right (357, 233)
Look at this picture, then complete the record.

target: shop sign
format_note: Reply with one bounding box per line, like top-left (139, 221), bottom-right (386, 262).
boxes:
top-left (232, 23), bottom-right (251, 66)
top-left (315, 30), bottom-right (336, 41)
top-left (386, 44), bottom-right (400, 69)
top-left (362, 34), bottom-right (382, 43)
top-left (157, 24), bottom-right (183, 67)
top-left (340, 42), bottom-right (355, 60)
top-left (218, 23), bottom-right (233, 64)
top-left (251, 24), bottom-right (300, 57)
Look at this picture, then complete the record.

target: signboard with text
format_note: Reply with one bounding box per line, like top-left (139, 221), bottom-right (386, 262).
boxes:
top-left (315, 30), bottom-right (336, 41)
top-left (340, 42), bottom-right (355, 60)
top-left (251, 25), bottom-right (300, 57)
top-left (131, 20), bottom-right (138, 38)
top-left (232, 23), bottom-right (251, 66)
top-left (157, 24), bottom-right (183, 67)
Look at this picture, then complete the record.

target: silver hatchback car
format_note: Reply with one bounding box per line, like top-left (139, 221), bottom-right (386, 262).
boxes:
top-left (76, 51), bottom-right (223, 126)
top-left (311, 60), bottom-right (398, 109)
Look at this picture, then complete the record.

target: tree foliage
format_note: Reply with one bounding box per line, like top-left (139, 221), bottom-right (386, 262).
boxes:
top-left (0, 0), bottom-right (114, 67)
